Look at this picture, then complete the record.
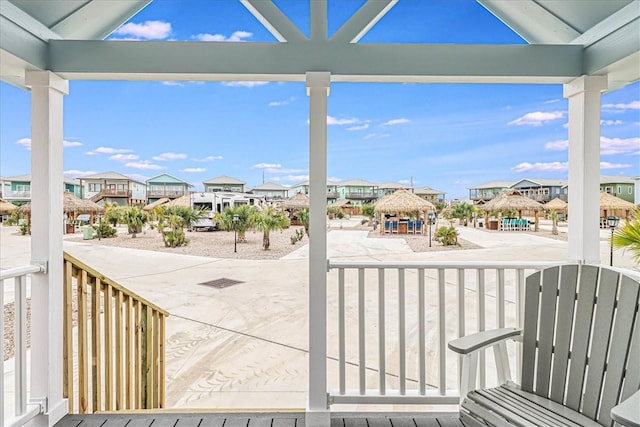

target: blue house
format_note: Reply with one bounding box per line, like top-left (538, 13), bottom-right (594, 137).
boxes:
top-left (146, 173), bottom-right (193, 203)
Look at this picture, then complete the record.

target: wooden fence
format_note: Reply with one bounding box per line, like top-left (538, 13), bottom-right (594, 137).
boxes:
top-left (63, 252), bottom-right (169, 413)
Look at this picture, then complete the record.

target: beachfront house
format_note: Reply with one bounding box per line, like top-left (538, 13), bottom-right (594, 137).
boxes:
top-left (79, 171), bottom-right (147, 205)
top-left (0, 174), bottom-right (80, 203)
top-left (414, 185), bottom-right (446, 205)
top-left (203, 175), bottom-right (246, 193)
top-left (146, 173), bottom-right (193, 203)
top-left (377, 181), bottom-right (409, 198)
top-left (336, 179), bottom-right (379, 206)
top-left (468, 180), bottom-right (513, 203)
top-left (600, 175), bottom-right (636, 203)
top-left (290, 180), bottom-right (340, 203)
top-left (248, 182), bottom-right (289, 201)
top-left (510, 178), bottom-right (568, 203)
top-left (3, 1), bottom-right (638, 426)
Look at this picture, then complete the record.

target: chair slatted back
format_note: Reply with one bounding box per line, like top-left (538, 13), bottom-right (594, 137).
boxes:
top-left (521, 264), bottom-right (640, 426)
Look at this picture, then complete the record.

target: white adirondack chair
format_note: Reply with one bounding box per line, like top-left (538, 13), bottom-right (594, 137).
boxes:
top-left (449, 264), bottom-right (640, 427)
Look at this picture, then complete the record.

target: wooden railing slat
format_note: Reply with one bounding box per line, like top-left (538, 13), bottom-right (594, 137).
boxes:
top-left (62, 252), bottom-right (166, 414)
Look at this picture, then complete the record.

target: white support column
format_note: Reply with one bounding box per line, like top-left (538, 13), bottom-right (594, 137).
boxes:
top-left (25, 70), bottom-right (69, 426)
top-left (563, 75), bottom-right (607, 264)
top-left (306, 71), bottom-right (330, 427)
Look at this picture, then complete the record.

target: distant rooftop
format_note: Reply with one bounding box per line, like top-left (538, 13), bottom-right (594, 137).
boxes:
top-left (203, 175), bottom-right (246, 185)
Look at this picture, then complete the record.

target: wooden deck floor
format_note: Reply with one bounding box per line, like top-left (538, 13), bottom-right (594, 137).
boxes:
top-left (55, 412), bottom-right (465, 427)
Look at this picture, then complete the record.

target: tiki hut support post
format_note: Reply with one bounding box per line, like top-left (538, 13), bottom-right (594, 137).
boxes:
top-left (306, 71), bottom-right (330, 424)
top-left (534, 211), bottom-right (539, 232)
top-left (564, 75), bottom-right (607, 263)
top-left (26, 70), bottom-right (69, 426)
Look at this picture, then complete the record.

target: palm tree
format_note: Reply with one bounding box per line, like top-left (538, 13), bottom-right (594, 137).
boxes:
top-left (252, 206), bottom-right (290, 250)
top-left (215, 204), bottom-right (256, 242)
top-left (158, 206), bottom-right (206, 247)
top-left (613, 210), bottom-right (640, 263)
top-left (120, 206), bottom-right (149, 238)
top-left (550, 210), bottom-right (559, 235)
top-left (452, 202), bottom-right (475, 226)
top-left (296, 208), bottom-right (310, 236)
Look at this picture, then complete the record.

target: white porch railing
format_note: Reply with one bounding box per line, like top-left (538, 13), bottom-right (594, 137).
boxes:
top-left (325, 260), bottom-right (558, 407)
top-left (1, 263), bottom-right (46, 427)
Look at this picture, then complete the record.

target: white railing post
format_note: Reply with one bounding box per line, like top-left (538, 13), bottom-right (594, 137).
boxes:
top-left (26, 70), bottom-right (69, 426)
top-left (306, 71), bottom-right (330, 427)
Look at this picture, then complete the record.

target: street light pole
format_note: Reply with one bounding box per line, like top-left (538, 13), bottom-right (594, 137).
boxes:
top-left (608, 215), bottom-right (619, 266)
top-left (233, 214), bottom-right (239, 253)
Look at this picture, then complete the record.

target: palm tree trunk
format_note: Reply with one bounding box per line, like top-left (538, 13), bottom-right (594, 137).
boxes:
top-left (263, 230), bottom-right (270, 250)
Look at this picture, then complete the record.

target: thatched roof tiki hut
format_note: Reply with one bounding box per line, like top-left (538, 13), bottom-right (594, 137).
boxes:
top-left (282, 193), bottom-right (310, 225)
top-left (480, 189), bottom-right (545, 231)
top-left (545, 197), bottom-right (568, 213)
top-left (0, 198), bottom-right (17, 215)
top-left (599, 191), bottom-right (637, 222)
top-left (373, 189), bottom-right (436, 234)
top-left (20, 192), bottom-right (104, 233)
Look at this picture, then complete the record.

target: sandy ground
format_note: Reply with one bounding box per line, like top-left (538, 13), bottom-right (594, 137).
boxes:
top-left (63, 219), bottom-right (497, 259)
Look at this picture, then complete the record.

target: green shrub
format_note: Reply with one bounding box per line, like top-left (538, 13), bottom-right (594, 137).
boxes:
top-left (93, 219), bottom-right (117, 238)
top-left (436, 226), bottom-right (459, 246)
top-left (290, 228), bottom-right (304, 245)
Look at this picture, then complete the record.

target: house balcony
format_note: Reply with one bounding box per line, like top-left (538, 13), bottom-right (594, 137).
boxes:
top-left (147, 189), bottom-right (188, 199)
top-left (327, 191), bottom-right (340, 199)
top-left (345, 191), bottom-right (377, 200)
top-left (1, 190), bottom-right (31, 200)
top-left (90, 189), bottom-right (132, 202)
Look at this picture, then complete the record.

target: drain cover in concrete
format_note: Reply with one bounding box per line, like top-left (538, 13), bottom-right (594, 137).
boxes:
top-left (199, 278), bottom-right (244, 289)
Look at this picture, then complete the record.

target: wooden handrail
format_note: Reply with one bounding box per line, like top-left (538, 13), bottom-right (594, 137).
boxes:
top-left (63, 251), bottom-right (168, 414)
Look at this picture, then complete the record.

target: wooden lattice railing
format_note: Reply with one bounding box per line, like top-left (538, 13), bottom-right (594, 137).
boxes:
top-left (63, 252), bottom-right (169, 413)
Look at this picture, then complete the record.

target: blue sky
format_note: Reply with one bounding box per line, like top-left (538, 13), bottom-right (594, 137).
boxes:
top-left (1, 0), bottom-right (638, 199)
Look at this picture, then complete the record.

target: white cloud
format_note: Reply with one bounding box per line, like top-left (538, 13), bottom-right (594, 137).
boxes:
top-left (152, 152), bottom-right (187, 161)
top-left (109, 154), bottom-right (139, 162)
top-left (221, 81), bottom-right (268, 88)
top-left (113, 21), bottom-right (171, 40)
top-left (455, 180), bottom-right (472, 185)
top-left (192, 155), bottom-right (223, 162)
top-left (364, 133), bottom-right (390, 140)
top-left (600, 162), bottom-right (633, 169)
top-left (544, 139), bottom-right (568, 151)
top-left (127, 173), bottom-right (149, 183)
top-left (271, 174), bottom-right (309, 182)
top-left (161, 81), bottom-right (184, 87)
top-left (511, 162), bottom-right (568, 172)
top-left (601, 136), bottom-right (640, 155)
top-left (508, 111), bottom-right (565, 126)
top-left (327, 116), bottom-right (359, 125)
top-left (347, 124), bottom-right (369, 131)
top-left (543, 136), bottom-right (639, 155)
top-left (253, 163), bottom-right (281, 169)
top-left (381, 118), bottom-right (410, 126)
top-left (268, 97), bottom-right (296, 107)
top-left (16, 138), bottom-right (83, 150)
top-left (602, 101), bottom-right (640, 112)
top-left (511, 161), bottom-right (633, 172)
top-left (86, 147), bottom-right (133, 155)
top-left (64, 170), bottom-right (97, 178)
top-left (125, 161), bottom-right (164, 170)
top-left (601, 119), bottom-right (623, 126)
top-left (180, 168), bottom-right (206, 173)
top-left (194, 30), bottom-right (253, 42)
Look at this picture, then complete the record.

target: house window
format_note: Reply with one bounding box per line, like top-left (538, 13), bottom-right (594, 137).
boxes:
top-left (117, 183), bottom-right (126, 190)
top-left (16, 184), bottom-right (30, 192)
top-left (605, 186), bottom-right (613, 193)
top-left (629, 187), bottom-right (633, 195)
top-left (89, 183), bottom-right (102, 192)
top-left (617, 186), bottom-right (622, 194)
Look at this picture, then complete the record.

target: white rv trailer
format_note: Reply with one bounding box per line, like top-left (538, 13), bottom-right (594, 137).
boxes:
top-left (189, 192), bottom-right (266, 231)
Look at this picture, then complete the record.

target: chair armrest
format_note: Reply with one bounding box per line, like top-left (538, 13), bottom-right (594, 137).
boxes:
top-left (611, 390), bottom-right (640, 427)
top-left (448, 328), bottom-right (522, 355)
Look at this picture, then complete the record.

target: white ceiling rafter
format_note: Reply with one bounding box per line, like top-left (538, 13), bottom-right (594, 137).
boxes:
top-left (240, 0), bottom-right (306, 42)
top-left (571, 1), bottom-right (639, 46)
top-left (331, 0), bottom-right (398, 43)
top-left (310, 0), bottom-right (328, 40)
top-left (0, 1), bottom-right (61, 41)
top-left (478, 0), bottom-right (581, 44)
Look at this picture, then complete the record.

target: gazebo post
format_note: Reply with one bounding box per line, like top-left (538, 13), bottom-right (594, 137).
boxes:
top-left (534, 211), bottom-right (539, 232)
